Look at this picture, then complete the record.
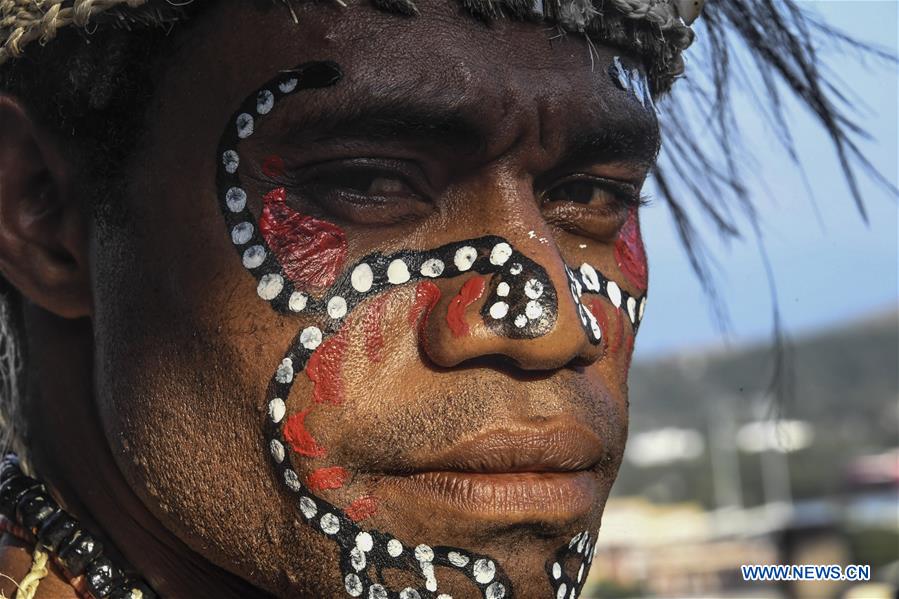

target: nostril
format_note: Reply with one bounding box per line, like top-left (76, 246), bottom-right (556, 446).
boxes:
top-left (448, 353), bottom-right (559, 382)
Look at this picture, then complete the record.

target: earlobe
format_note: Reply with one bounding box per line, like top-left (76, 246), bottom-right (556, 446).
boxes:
top-left (0, 95), bottom-right (92, 319)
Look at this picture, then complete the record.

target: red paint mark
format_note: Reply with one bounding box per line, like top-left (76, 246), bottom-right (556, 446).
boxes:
top-left (408, 281), bottom-right (441, 331)
top-left (261, 155), bottom-right (285, 178)
top-left (345, 496), bottom-right (379, 522)
top-left (306, 466), bottom-right (348, 492)
top-left (259, 187), bottom-right (347, 293)
top-left (614, 208), bottom-right (648, 292)
top-left (446, 276), bottom-right (486, 337)
top-left (588, 298), bottom-right (623, 353)
top-left (283, 409), bottom-right (326, 458)
top-left (362, 296), bottom-right (389, 363)
top-left (306, 326), bottom-right (349, 405)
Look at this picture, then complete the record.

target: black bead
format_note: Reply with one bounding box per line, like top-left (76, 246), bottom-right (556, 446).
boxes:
top-left (0, 474), bottom-right (41, 518)
top-left (37, 510), bottom-right (78, 552)
top-left (108, 578), bottom-right (157, 599)
top-left (85, 556), bottom-right (123, 597)
top-left (58, 530), bottom-right (103, 576)
top-left (0, 455), bottom-right (21, 483)
top-left (16, 489), bottom-right (58, 533)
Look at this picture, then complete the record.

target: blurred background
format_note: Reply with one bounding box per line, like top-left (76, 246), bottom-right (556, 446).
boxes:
top-left (583, 2), bottom-right (898, 598)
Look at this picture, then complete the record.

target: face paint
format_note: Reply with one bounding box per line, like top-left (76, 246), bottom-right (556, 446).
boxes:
top-left (608, 56), bottom-right (655, 111)
top-left (283, 408), bottom-right (327, 458)
top-left (361, 295), bottom-right (389, 363)
top-left (408, 281), bottom-right (442, 330)
top-left (446, 276), bottom-right (487, 337)
top-left (261, 154), bottom-right (285, 178)
top-left (546, 530), bottom-right (597, 599)
top-left (216, 61), bottom-right (648, 599)
top-left (306, 326), bottom-right (349, 405)
top-left (614, 208), bottom-right (648, 292)
top-left (345, 496), bottom-right (379, 523)
top-left (307, 467), bottom-right (350, 492)
top-left (259, 186), bottom-right (348, 293)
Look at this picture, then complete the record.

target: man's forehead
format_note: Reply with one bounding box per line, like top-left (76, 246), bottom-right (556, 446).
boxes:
top-left (187, 3), bottom-right (658, 162)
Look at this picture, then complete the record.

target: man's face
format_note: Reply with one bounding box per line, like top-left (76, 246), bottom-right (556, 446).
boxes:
top-left (90, 2), bottom-right (657, 596)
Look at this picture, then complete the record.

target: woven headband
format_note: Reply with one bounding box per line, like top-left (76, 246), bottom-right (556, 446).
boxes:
top-left (1, 0), bottom-right (705, 90)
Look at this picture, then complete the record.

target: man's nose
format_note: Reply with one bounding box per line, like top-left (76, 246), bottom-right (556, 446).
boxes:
top-left (417, 176), bottom-right (606, 371)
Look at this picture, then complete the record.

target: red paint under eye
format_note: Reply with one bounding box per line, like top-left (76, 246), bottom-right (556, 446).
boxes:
top-left (283, 409), bottom-right (327, 458)
top-left (259, 187), bottom-right (348, 293)
top-left (261, 155), bottom-right (285, 178)
top-left (306, 466), bottom-right (348, 492)
top-left (306, 326), bottom-right (349, 405)
top-left (614, 208), bottom-right (648, 292)
top-left (446, 276), bottom-right (486, 337)
top-left (345, 496), bottom-right (379, 522)
top-left (362, 296), bottom-right (389, 363)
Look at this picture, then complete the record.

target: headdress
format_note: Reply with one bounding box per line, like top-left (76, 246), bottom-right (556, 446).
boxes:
top-left (1, 0), bottom-right (706, 93)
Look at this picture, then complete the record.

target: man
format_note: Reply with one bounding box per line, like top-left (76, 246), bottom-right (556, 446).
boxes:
top-left (0, 1), bottom-right (876, 597)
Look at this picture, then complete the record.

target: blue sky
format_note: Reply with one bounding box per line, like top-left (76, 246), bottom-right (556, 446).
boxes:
top-left (635, 1), bottom-right (898, 358)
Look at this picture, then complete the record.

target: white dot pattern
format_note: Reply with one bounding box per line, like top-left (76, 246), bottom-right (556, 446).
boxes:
top-left (222, 150), bottom-right (239, 174)
top-left (243, 245), bottom-right (266, 269)
top-left (231, 222), bottom-right (253, 245)
top-left (489, 302), bottom-right (509, 319)
top-left (288, 292), bottom-right (308, 313)
top-left (420, 258), bottom-right (445, 278)
top-left (268, 398), bottom-right (286, 424)
top-left (257, 90), bottom-right (275, 115)
top-left (454, 246), bottom-right (477, 271)
top-left (225, 187), bottom-right (247, 212)
top-left (257, 274), bottom-right (284, 301)
top-left (236, 113), bottom-right (255, 138)
top-left (387, 259), bottom-right (411, 284)
top-left (351, 263), bottom-right (374, 293)
top-left (328, 296), bottom-right (348, 319)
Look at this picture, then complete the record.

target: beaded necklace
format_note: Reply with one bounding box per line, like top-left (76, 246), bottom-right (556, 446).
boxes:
top-left (0, 454), bottom-right (155, 599)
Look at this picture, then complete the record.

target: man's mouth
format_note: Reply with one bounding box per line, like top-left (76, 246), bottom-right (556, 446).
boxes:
top-left (377, 422), bottom-right (606, 523)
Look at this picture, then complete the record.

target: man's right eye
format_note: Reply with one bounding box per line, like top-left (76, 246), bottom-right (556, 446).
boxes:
top-left (287, 160), bottom-right (435, 226)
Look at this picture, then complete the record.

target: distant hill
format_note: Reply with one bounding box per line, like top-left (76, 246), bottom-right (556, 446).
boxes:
top-left (612, 308), bottom-right (899, 508)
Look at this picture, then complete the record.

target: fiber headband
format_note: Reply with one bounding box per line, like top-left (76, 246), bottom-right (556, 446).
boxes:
top-left (0, 0), bottom-right (706, 92)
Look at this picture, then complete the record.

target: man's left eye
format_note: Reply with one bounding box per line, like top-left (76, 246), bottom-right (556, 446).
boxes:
top-left (336, 171), bottom-right (417, 198)
top-left (543, 177), bottom-right (640, 209)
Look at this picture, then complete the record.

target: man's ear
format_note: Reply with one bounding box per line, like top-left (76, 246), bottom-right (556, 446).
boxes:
top-left (0, 95), bottom-right (92, 319)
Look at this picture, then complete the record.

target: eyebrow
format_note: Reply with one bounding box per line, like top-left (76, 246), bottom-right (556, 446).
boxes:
top-left (557, 114), bottom-right (661, 172)
top-left (272, 91), bottom-right (660, 169)
top-left (276, 95), bottom-right (486, 155)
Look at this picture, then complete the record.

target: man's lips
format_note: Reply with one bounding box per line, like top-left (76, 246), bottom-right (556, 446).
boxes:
top-left (408, 423), bottom-right (605, 474)
top-left (377, 423), bottom-right (606, 523)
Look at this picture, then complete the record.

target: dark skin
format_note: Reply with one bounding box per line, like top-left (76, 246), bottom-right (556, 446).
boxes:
top-left (0, 1), bottom-right (658, 597)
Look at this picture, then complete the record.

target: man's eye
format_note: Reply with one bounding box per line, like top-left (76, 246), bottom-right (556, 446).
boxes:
top-left (336, 171), bottom-right (416, 199)
top-left (285, 161), bottom-right (434, 225)
top-left (541, 176), bottom-right (643, 240)
top-left (543, 177), bottom-right (640, 209)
